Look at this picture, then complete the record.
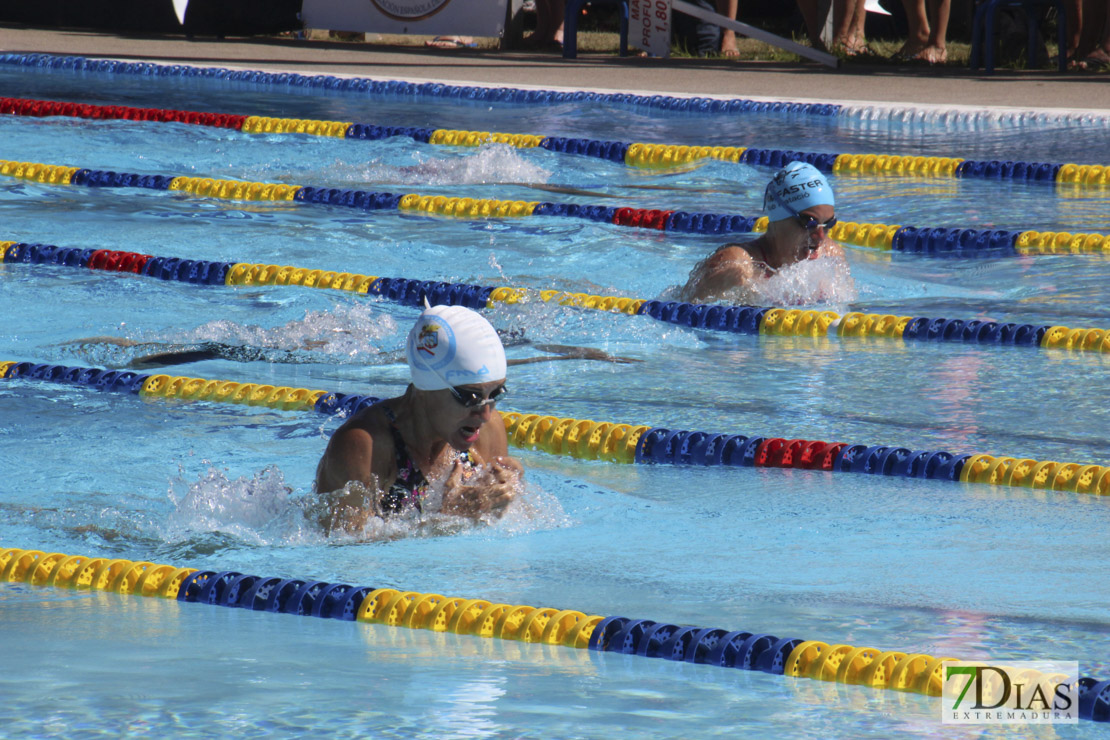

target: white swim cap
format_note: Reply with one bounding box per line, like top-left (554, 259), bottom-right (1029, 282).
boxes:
top-left (763, 161), bottom-right (835, 222)
top-left (406, 305), bottom-right (506, 391)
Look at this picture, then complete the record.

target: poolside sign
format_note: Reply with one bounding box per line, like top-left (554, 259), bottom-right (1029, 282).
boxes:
top-left (629, 0), bottom-right (671, 58)
top-left (301, 0), bottom-right (507, 37)
top-left (941, 661), bottom-right (1078, 724)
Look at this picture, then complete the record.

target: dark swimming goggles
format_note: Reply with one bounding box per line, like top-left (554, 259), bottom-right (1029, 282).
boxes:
top-left (449, 384), bottom-right (508, 409)
top-left (797, 214), bottom-right (837, 231)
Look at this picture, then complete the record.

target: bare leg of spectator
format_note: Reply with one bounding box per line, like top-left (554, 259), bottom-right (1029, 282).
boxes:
top-left (525, 0), bottom-right (564, 49)
top-left (551, 0), bottom-right (565, 45)
top-left (718, 0), bottom-right (739, 56)
top-left (833, 0), bottom-right (868, 53)
top-left (1078, 0), bottom-right (1110, 70)
top-left (848, 0), bottom-right (868, 50)
top-left (1064, 0), bottom-right (1083, 64)
top-left (795, 0), bottom-right (829, 51)
top-left (895, 0), bottom-right (930, 59)
top-left (916, 0), bottom-right (949, 63)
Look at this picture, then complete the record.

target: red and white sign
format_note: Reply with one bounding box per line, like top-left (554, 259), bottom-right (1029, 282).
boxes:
top-left (629, 0), bottom-right (671, 57)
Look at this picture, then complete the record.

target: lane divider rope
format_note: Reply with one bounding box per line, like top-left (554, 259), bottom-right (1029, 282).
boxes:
top-left (2, 156), bottom-right (1107, 253)
top-left (5, 239), bottom-right (1110, 354)
top-left (3, 546), bottom-right (1106, 719)
top-left (6, 53), bottom-right (1110, 133)
top-left (8, 96), bottom-right (1108, 188)
top-left (2, 54), bottom-right (842, 116)
top-left (2, 361), bottom-right (1108, 495)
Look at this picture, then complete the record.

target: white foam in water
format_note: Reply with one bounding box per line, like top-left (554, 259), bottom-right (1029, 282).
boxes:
top-left (746, 253), bottom-right (857, 307)
top-left (331, 143), bottom-right (552, 187)
top-left (663, 250), bottom-right (857, 308)
top-left (179, 302), bottom-right (398, 360)
top-left (162, 462), bottom-right (571, 546)
top-left (59, 303), bottom-right (402, 368)
top-left (162, 464), bottom-right (303, 546)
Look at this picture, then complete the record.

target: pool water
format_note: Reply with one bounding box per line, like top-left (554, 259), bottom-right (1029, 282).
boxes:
top-left (1, 62), bottom-right (1108, 738)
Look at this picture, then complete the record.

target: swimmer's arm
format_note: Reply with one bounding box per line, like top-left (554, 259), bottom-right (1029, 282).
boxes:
top-left (315, 426), bottom-right (377, 493)
top-left (680, 245), bottom-right (758, 303)
top-left (314, 424), bottom-right (390, 533)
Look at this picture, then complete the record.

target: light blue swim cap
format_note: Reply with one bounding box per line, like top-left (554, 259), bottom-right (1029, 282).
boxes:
top-left (763, 161), bottom-right (835, 222)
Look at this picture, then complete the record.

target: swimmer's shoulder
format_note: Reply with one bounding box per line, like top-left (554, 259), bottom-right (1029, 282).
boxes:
top-left (706, 242), bottom-right (755, 265)
top-left (334, 401), bottom-right (393, 437)
top-left (321, 402), bottom-right (398, 481)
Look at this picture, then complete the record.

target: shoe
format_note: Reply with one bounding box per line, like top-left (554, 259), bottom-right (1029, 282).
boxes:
top-left (1078, 52), bottom-right (1110, 72)
top-left (890, 41), bottom-right (927, 63)
top-left (424, 36), bottom-right (477, 49)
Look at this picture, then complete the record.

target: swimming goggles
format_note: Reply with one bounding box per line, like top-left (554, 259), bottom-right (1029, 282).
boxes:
top-left (449, 384), bottom-right (508, 409)
top-left (796, 213), bottom-right (837, 231)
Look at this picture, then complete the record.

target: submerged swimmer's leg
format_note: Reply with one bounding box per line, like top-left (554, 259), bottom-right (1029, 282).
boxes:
top-left (63, 328), bottom-right (632, 370)
top-left (505, 345), bottom-right (640, 366)
top-left (129, 345), bottom-right (229, 368)
top-left (63, 336), bottom-right (143, 348)
top-left (67, 341), bottom-right (310, 369)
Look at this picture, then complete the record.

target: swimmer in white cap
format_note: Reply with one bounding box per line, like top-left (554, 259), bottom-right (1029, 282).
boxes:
top-left (679, 161), bottom-right (849, 303)
top-left (315, 304), bottom-right (522, 533)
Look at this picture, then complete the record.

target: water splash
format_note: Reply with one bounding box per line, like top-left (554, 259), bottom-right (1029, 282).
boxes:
top-left (162, 464), bottom-right (305, 546)
top-left (665, 250), bottom-right (857, 309)
top-left (178, 302), bottom-right (398, 360)
top-left (58, 303), bottom-right (401, 368)
top-left (160, 463), bottom-right (571, 548)
top-left (314, 143), bottom-right (552, 188)
top-left (743, 253), bottom-right (857, 307)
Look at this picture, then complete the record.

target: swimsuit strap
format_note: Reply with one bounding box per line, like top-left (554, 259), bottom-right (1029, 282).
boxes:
top-left (747, 242), bottom-right (776, 277)
top-left (379, 405), bottom-right (428, 514)
top-left (378, 404), bottom-right (475, 515)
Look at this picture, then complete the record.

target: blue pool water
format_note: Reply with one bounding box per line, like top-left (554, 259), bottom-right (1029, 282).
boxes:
top-left (1, 61), bottom-right (1109, 737)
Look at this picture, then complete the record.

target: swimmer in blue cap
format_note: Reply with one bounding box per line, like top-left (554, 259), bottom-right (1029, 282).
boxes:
top-left (315, 304), bottom-right (522, 533)
top-left (679, 161), bottom-right (848, 303)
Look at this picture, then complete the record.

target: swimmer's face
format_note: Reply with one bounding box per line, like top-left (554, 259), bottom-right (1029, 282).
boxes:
top-left (786, 204), bottom-right (835, 259)
top-left (430, 379), bottom-right (506, 451)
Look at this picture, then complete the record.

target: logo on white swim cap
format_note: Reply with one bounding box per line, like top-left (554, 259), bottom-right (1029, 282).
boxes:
top-left (763, 161), bottom-right (835, 222)
top-left (407, 305), bottom-right (506, 391)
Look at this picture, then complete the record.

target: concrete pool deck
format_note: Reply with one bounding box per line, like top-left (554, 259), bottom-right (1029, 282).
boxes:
top-left (2, 24), bottom-right (1109, 112)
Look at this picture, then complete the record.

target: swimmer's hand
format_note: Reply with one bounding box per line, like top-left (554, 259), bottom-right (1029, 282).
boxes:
top-left (311, 481), bottom-right (377, 536)
top-left (441, 457), bottom-right (522, 520)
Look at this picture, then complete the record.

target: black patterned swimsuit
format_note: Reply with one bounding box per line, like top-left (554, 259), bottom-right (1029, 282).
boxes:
top-left (379, 406), bottom-right (472, 515)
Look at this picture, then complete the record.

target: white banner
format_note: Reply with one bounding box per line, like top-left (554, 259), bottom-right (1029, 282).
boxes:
top-left (301, 0), bottom-right (507, 37)
top-left (629, 0), bottom-right (671, 58)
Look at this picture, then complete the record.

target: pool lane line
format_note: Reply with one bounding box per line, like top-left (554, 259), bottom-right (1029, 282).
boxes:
top-left (5, 239), bottom-right (1110, 356)
top-left (3, 360), bottom-right (1109, 496)
top-left (6, 96), bottom-right (1110, 189)
top-left (1, 53), bottom-right (844, 119)
top-left (6, 52), bottom-right (1110, 133)
top-left (3, 157), bottom-right (1110, 256)
top-left (3, 547), bottom-right (1106, 720)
